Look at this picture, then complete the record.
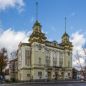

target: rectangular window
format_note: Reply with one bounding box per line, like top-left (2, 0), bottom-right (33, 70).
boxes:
top-left (46, 56), bottom-right (50, 66)
top-left (25, 50), bottom-right (30, 66)
top-left (68, 60), bottom-right (70, 67)
top-left (39, 57), bottom-right (41, 65)
top-left (38, 72), bottom-right (42, 79)
top-left (27, 74), bottom-right (30, 77)
top-left (59, 53), bottom-right (63, 67)
top-left (18, 50), bottom-right (22, 67)
top-left (53, 56), bottom-right (57, 66)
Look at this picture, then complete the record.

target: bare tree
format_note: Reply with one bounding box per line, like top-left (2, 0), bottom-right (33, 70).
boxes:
top-left (0, 48), bottom-right (8, 76)
top-left (74, 48), bottom-right (86, 80)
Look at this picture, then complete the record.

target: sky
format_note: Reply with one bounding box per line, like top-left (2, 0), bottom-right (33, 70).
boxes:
top-left (0, 0), bottom-right (86, 67)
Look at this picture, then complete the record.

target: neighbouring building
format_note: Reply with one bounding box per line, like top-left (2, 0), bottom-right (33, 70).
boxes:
top-left (72, 68), bottom-right (78, 80)
top-left (3, 62), bottom-right (11, 81)
top-left (9, 58), bottom-right (18, 81)
top-left (17, 18), bottom-right (73, 81)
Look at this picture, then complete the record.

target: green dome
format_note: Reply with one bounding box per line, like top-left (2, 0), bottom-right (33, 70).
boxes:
top-left (62, 32), bottom-right (69, 38)
top-left (33, 20), bottom-right (41, 28)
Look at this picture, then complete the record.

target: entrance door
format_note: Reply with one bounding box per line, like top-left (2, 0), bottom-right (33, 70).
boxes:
top-left (55, 72), bottom-right (58, 80)
top-left (48, 72), bottom-right (51, 80)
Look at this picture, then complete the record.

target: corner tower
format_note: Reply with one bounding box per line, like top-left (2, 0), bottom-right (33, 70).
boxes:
top-left (29, 20), bottom-right (47, 44)
top-left (29, 2), bottom-right (47, 44)
top-left (61, 17), bottom-right (73, 49)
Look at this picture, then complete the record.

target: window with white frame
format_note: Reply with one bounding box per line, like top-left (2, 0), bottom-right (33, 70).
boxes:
top-left (68, 60), bottom-right (70, 67)
top-left (46, 56), bottom-right (50, 66)
top-left (59, 52), bottom-right (63, 67)
top-left (25, 50), bottom-right (30, 66)
top-left (18, 50), bottom-right (22, 67)
top-left (53, 56), bottom-right (57, 66)
top-left (45, 49), bottom-right (50, 66)
top-left (38, 72), bottom-right (42, 79)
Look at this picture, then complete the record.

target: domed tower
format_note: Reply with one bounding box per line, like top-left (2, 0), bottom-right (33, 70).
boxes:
top-left (61, 17), bottom-right (73, 49)
top-left (29, 20), bottom-right (47, 44)
top-left (28, 2), bottom-right (47, 80)
top-left (29, 2), bottom-right (47, 44)
top-left (62, 32), bottom-right (69, 44)
top-left (60, 17), bottom-right (73, 72)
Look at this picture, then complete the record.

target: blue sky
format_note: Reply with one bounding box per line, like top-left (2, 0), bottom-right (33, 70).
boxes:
top-left (0, 0), bottom-right (86, 41)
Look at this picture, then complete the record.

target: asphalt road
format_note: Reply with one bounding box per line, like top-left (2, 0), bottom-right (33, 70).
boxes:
top-left (0, 81), bottom-right (86, 86)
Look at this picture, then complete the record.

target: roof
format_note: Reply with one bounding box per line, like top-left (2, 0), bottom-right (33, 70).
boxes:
top-left (18, 42), bottom-right (31, 47)
top-left (9, 58), bottom-right (17, 62)
top-left (33, 20), bottom-right (41, 28)
top-left (62, 32), bottom-right (69, 38)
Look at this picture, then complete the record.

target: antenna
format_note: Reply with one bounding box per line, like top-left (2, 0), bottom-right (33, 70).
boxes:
top-left (65, 17), bottom-right (67, 33)
top-left (36, 1), bottom-right (38, 21)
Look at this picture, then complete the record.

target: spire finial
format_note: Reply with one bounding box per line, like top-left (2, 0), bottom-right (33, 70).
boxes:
top-left (36, 1), bottom-right (38, 21)
top-left (65, 17), bottom-right (67, 33)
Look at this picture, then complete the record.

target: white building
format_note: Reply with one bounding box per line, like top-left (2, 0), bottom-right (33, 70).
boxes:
top-left (17, 20), bottom-right (73, 81)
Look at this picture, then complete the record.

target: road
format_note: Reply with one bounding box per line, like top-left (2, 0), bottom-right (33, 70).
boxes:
top-left (0, 81), bottom-right (86, 86)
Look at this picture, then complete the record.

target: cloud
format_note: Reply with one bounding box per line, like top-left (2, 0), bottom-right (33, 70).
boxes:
top-left (0, 0), bottom-right (25, 12)
top-left (0, 28), bottom-right (31, 58)
top-left (70, 31), bottom-right (86, 69)
top-left (71, 32), bottom-right (85, 52)
top-left (0, 27), bottom-right (86, 67)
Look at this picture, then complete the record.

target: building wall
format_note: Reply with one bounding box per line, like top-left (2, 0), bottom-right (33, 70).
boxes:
top-left (31, 42), bottom-right (46, 79)
top-left (18, 45), bottom-right (31, 81)
top-left (9, 58), bottom-right (18, 81)
top-left (18, 42), bottom-right (72, 81)
top-left (31, 42), bottom-right (45, 67)
top-left (18, 69), bottom-right (31, 81)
